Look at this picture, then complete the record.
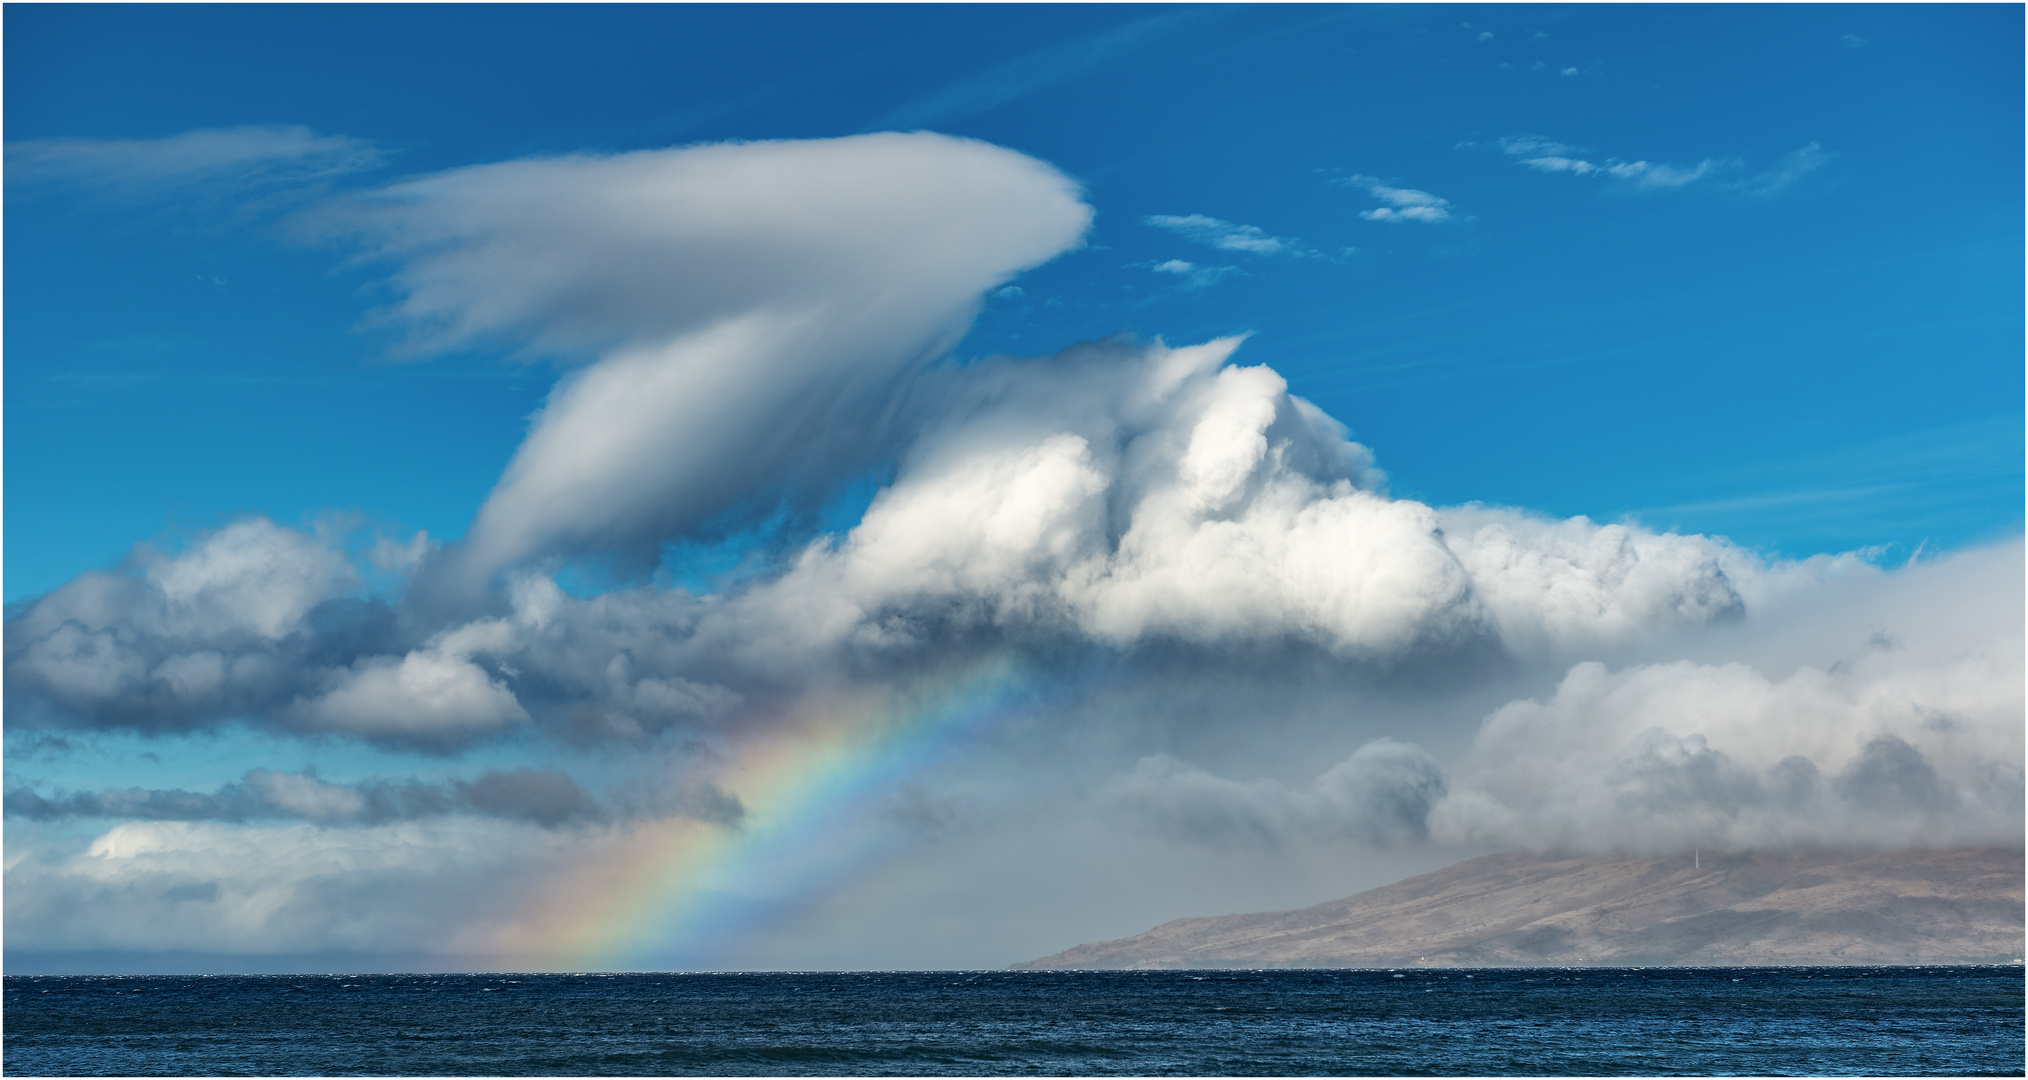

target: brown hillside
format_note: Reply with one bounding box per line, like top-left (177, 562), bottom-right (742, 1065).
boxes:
top-left (1015, 847), bottom-right (2025, 969)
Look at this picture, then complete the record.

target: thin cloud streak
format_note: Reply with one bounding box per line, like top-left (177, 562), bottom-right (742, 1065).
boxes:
top-left (877, 9), bottom-right (1221, 129)
top-left (1143, 214), bottom-right (1314, 257)
top-left (6, 125), bottom-right (386, 206)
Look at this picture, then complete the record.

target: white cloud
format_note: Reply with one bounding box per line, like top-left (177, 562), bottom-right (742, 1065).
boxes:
top-left (1497, 133), bottom-right (1762, 193)
top-left (1143, 213), bottom-right (1310, 256)
top-left (1437, 506), bottom-right (1749, 657)
top-left (1342, 175), bottom-right (1454, 223)
top-left (140, 519), bottom-right (356, 640)
top-left (1615, 159), bottom-right (1725, 189)
top-left (635, 337), bottom-right (1763, 666)
top-left (288, 648), bottom-right (530, 745)
top-left (1430, 541), bottom-right (2023, 853)
top-left (1101, 542), bottom-right (2022, 859)
top-left (317, 134), bottom-right (1091, 593)
top-left (1432, 656), bottom-right (2022, 854)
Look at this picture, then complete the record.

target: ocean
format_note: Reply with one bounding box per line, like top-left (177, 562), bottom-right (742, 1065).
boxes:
top-left (4, 966), bottom-right (2021, 1076)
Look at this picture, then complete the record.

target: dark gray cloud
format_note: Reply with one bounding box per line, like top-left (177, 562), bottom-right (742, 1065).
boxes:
top-left (1, 767), bottom-right (738, 830)
top-left (1835, 734), bottom-right (1959, 816)
top-left (1105, 739), bottom-right (1450, 849)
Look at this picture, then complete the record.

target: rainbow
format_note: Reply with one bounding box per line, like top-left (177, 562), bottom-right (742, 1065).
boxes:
top-left (490, 653), bottom-right (1051, 971)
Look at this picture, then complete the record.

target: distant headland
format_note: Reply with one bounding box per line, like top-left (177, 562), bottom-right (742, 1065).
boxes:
top-left (1015, 847), bottom-right (2025, 969)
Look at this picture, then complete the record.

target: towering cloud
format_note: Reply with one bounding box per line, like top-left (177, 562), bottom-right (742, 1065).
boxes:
top-left (6, 335), bottom-right (1775, 751)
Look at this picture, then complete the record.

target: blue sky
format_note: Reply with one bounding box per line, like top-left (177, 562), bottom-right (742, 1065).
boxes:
top-left (4, 5), bottom-right (2021, 972)
top-left (9, 4), bottom-right (2019, 600)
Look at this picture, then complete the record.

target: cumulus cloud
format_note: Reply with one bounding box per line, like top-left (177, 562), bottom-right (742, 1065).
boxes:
top-left (1142, 214), bottom-right (1310, 256)
top-left (1436, 506), bottom-right (1748, 657)
top-left (7, 336), bottom-right (1793, 750)
top-left (315, 133), bottom-right (1092, 594)
top-left (1341, 175), bottom-right (1454, 223)
top-left (286, 622), bottom-right (531, 744)
top-left (3, 519), bottom-right (369, 735)
top-left (707, 336), bottom-right (1765, 664)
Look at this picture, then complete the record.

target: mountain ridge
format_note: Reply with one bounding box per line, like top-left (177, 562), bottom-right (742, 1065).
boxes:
top-left (1015, 847), bottom-right (2024, 969)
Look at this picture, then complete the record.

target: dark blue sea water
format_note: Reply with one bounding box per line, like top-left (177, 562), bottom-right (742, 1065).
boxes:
top-left (4, 967), bottom-right (2021, 1076)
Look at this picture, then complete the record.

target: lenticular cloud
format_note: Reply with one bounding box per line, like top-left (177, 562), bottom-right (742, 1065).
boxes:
top-left (322, 133), bottom-right (1094, 593)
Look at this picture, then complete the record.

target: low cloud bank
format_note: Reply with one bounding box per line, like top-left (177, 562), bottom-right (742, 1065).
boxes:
top-left (4, 766), bottom-right (745, 829)
top-left (1110, 542), bottom-right (2022, 856)
top-left (4, 818), bottom-right (578, 958)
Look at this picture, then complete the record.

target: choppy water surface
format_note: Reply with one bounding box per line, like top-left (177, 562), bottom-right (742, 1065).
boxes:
top-left (5, 966), bottom-right (2021, 1076)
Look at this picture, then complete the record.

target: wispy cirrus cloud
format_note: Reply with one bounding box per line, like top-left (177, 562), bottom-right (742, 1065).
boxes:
top-left (6, 125), bottom-right (386, 204)
top-left (1146, 258), bottom-right (1240, 289)
top-left (1143, 213), bottom-right (1312, 257)
top-left (1732, 142), bottom-right (1835, 197)
top-left (1495, 134), bottom-right (1831, 197)
top-left (1499, 134), bottom-right (1726, 190)
top-left (1341, 175), bottom-right (1455, 223)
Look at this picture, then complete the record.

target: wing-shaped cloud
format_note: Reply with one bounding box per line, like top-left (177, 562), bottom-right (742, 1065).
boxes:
top-left (315, 134), bottom-right (1092, 598)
